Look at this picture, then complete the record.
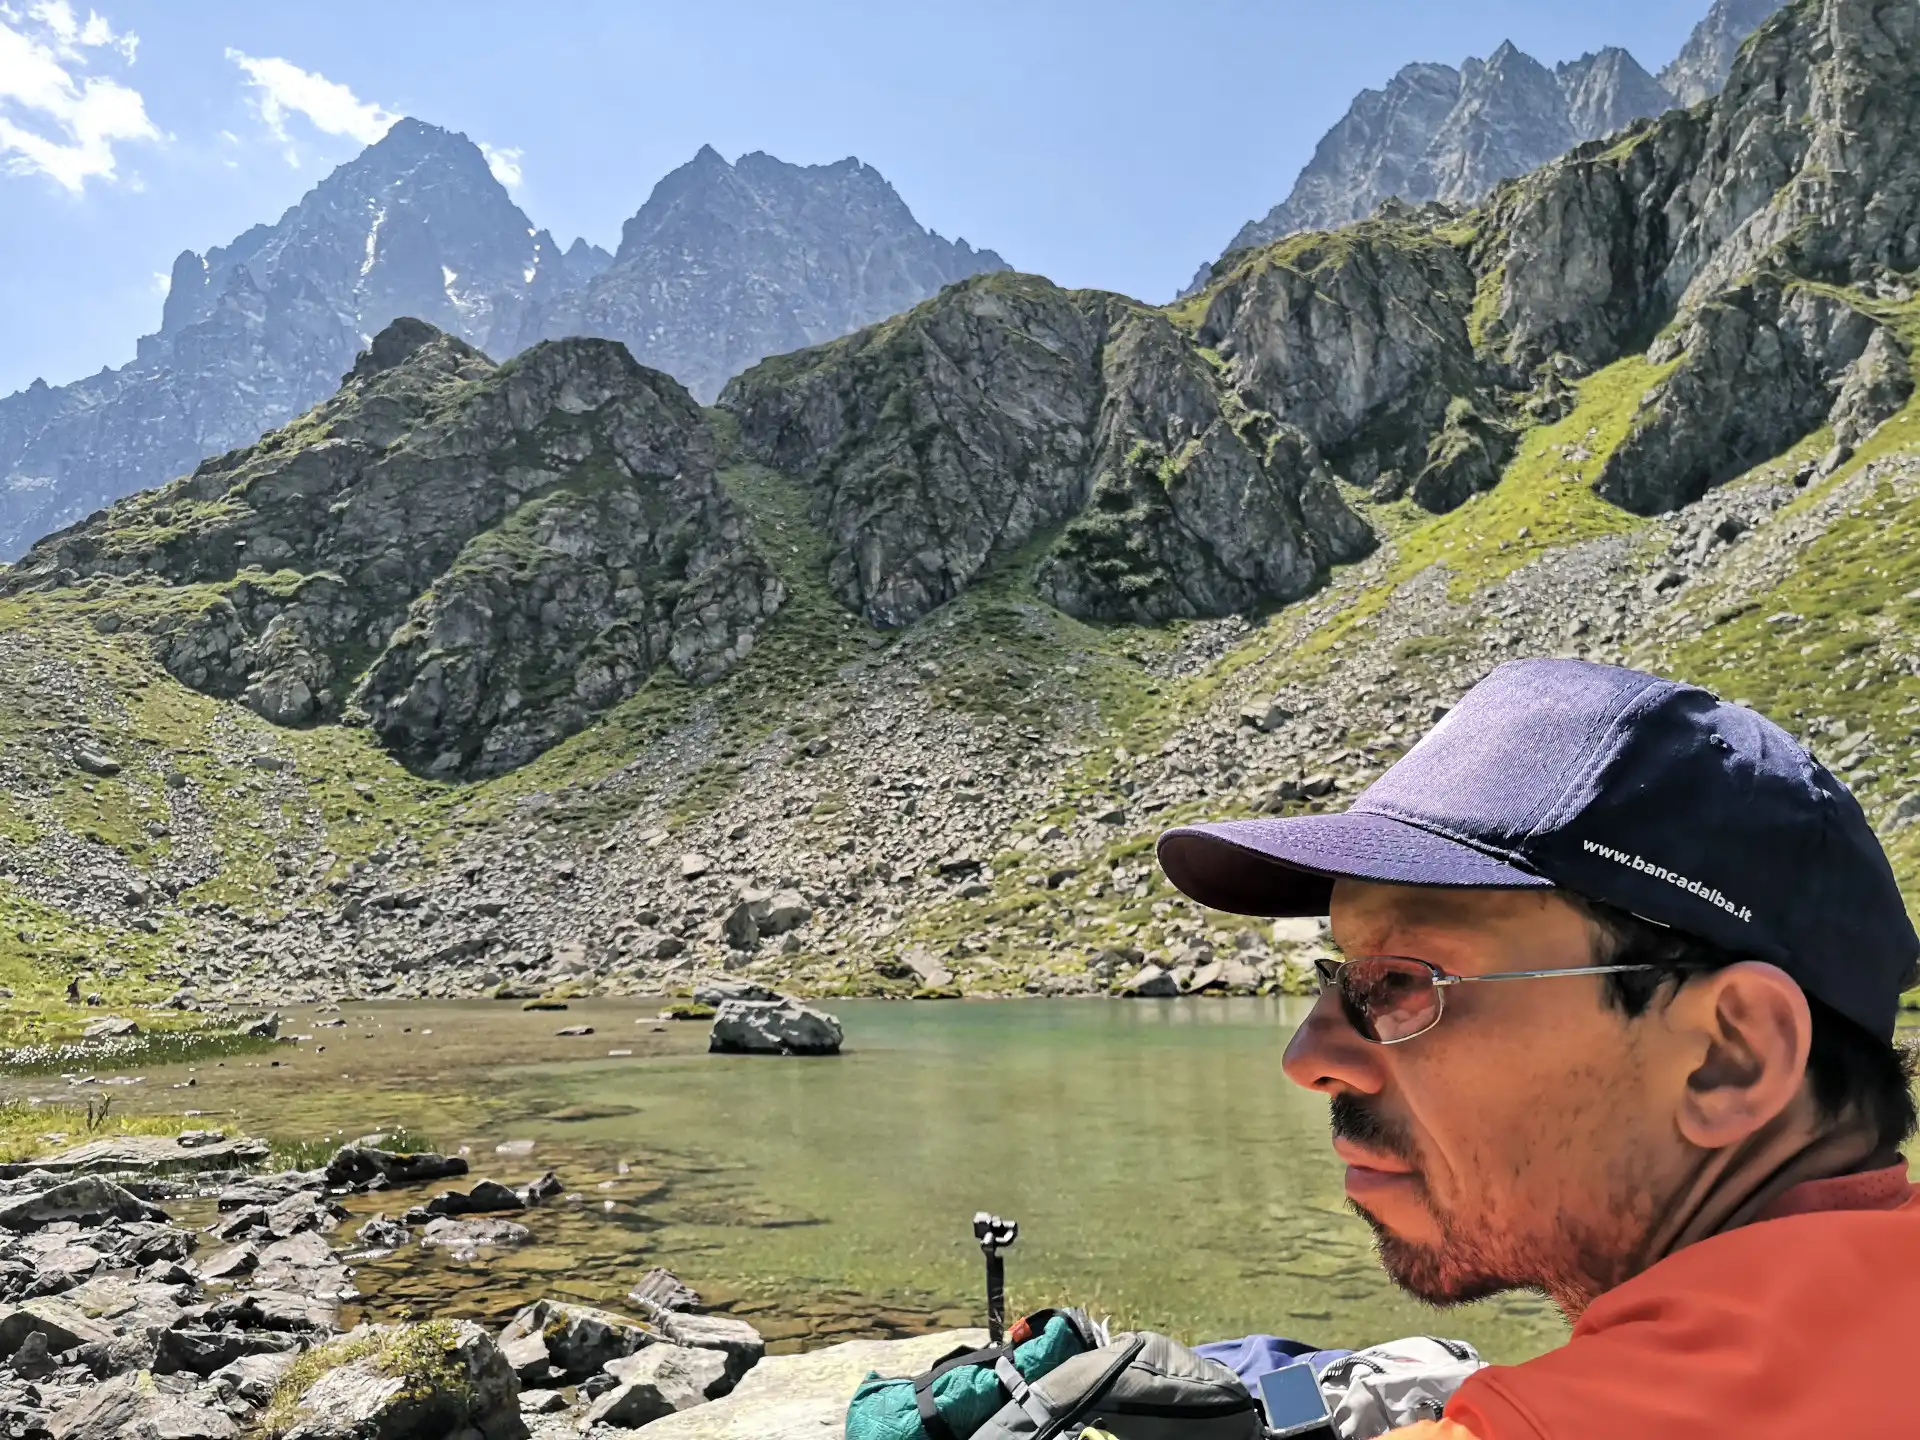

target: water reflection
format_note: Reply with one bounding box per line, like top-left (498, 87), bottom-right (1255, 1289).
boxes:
top-left (30, 996), bottom-right (1581, 1359)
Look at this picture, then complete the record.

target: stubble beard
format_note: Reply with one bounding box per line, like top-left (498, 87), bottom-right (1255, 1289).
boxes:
top-left (1331, 1093), bottom-right (1638, 1317)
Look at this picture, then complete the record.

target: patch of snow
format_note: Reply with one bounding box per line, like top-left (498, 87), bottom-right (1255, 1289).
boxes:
top-left (361, 207), bottom-right (386, 277)
top-left (523, 265), bottom-right (537, 284)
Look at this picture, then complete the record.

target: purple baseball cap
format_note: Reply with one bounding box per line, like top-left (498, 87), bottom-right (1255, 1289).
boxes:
top-left (1156, 659), bottom-right (1919, 1039)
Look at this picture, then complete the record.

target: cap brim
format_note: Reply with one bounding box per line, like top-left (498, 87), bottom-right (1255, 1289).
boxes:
top-left (1156, 812), bottom-right (1553, 917)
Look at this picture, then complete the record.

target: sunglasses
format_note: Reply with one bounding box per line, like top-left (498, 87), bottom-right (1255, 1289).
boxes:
top-left (1311, 955), bottom-right (1665, 1044)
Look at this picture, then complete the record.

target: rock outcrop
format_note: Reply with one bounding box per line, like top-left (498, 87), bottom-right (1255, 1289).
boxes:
top-left (2, 320), bottom-right (785, 777)
top-left (1659, 0), bottom-right (1789, 106)
top-left (722, 271), bottom-right (1376, 625)
top-left (1474, 0), bottom-right (1919, 508)
top-left (528, 147), bottom-right (1010, 403)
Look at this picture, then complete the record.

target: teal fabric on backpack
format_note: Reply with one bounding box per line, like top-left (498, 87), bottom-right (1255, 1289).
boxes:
top-left (847, 1314), bottom-right (1091, 1440)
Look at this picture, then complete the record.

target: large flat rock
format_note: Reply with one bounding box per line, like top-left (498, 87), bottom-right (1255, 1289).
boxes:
top-left (636, 1330), bottom-right (985, 1440)
top-left (0, 1134), bottom-right (269, 1180)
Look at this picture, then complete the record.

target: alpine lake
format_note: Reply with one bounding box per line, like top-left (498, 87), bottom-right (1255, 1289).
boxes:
top-left (27, 998), bottom-right (1607, 1361)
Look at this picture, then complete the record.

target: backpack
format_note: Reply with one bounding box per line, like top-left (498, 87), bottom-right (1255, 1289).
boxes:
top-left (848, 1313), bottom-right (1262, 1440)
top-left (1318, 1336), bottom-right (1485, 1438)
top-left (847, 1311), bottom-right (1102, 1440)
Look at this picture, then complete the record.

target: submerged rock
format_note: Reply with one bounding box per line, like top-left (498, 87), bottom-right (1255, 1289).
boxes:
top-left (322, 1145), bottom-right (468, 1189)
top-left (707, 998), bottom-right (843, 1056)
top-left (418, 1216), bottom-right (533, 1252)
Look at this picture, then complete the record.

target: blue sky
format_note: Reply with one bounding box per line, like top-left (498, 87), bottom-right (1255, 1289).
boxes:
top-left (1, 0), bottom-right (1706, 398)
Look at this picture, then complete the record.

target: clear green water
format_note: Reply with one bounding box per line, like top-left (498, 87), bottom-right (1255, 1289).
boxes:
top-left (35, 996), bottom-right (1574, 1360)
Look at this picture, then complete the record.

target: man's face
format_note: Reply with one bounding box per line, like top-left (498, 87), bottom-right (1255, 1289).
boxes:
top-left (1282, 881), bottom-right (1684, 1313)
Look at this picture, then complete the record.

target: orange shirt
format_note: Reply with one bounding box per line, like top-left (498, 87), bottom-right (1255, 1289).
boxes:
top-left (1430, 1167), bottom-right (1919, 1439)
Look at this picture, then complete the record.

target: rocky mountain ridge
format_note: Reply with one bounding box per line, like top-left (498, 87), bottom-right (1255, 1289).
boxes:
top-left (2, 318), bottom-right (785, 780)
top-left (0, 129), bottom-right (1005, 562)
top-left (1190, 0), bottom-right (1787, 292)
top-left (0, 0), bottom-right (1916, 1021)
top-left (529, 147), bottom-right (1007, 405)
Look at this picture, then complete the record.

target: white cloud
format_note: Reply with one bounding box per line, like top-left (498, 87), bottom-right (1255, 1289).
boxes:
top-left (0, 2), bottom-right (156, 191)
top-left (29, 2), bottom-right (134, 62)
top-left (480, 141), bottom-right (521, 189)
top-left (225, 49), bottom-right (397, 153)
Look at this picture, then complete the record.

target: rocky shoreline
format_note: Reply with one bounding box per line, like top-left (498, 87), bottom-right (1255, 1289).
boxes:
top-left (0, 1124), bottom-right (965, 1440)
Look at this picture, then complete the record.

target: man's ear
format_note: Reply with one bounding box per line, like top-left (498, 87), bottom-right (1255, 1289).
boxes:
top-left (1662, 961), bottom-right (1813, 1149)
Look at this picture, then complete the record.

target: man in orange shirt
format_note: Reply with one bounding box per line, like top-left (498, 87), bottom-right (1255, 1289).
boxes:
top-left (1158, 660), bottom-right (1919, 1438)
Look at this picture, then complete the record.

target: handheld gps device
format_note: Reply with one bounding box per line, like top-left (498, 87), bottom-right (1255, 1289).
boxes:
top-left (1256, 1363), bottom-right (1338, 1440)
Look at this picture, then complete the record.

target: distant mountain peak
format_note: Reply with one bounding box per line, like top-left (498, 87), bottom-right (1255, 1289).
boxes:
top-left (1189, 3), bottom-right (1768, 297)
top-left (0, 133), bottom-right (1009, 557)
top-left (546, 147), bottom-right (1008, 401)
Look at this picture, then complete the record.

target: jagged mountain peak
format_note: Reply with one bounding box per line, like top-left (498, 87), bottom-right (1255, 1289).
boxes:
top-left (1193, 3), bottom-right (1788, 293)
top-left (1556, 46), bottom-right (1674, 143)
top-left (545, 147), bottom-right (1009, 402)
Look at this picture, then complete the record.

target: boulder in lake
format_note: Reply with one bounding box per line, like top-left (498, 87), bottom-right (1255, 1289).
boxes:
top-left (707, 998), bottom-right (843, 1056)
top-left (626, 1266), bottom-right (703, 1320)
top-left (407, 1179), bottom-right (525, 1220)
top-left (265, 1318), bottom-right (523, 1440)
top-left (323, 1144), bottom-right (468, 1188)
top-left (497, 1297), bottom-right (656, 1382)
top-left (355, 1214), bottom-right (411, 1249)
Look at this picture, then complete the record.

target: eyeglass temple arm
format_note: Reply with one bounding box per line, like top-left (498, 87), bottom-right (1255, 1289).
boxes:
top-left (1430, 962), bottom-right (1663, 989)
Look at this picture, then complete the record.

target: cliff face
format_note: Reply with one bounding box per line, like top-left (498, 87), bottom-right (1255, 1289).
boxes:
top-left (719, 272), bottom-right (1378, 629)
top-left (1200, 44), bottom-right (1675, 292)
top-left (1477, 0), bottom-right (1916, 508)
top-left (3, 320), bottom-right (784, 778)
top-left (528, 148), bottom-right (1010, 404)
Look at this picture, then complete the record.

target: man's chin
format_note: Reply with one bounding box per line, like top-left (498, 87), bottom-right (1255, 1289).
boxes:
top-left (1351, 1201), bottom-right (1520, 1308)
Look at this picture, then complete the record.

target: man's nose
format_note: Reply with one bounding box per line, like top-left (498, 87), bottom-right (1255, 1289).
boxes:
top-left (1282, 989), bottom-right (1387, 1096)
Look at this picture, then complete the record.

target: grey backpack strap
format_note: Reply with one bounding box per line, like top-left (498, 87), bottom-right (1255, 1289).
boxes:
top-left (995, 1354), bottom-right (1056, 1431)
